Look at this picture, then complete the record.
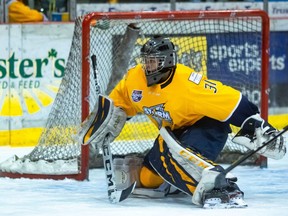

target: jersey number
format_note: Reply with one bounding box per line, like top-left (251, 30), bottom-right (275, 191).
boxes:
top-left (204, 80), bottom-right (217, 93)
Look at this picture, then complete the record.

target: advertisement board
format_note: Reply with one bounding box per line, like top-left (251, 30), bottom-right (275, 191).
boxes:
top-left (0, 23), bottom-right (74, 146)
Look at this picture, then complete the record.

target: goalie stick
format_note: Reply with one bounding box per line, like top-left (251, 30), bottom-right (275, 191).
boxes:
top-left (91, 54), bottom-right (100, 95)
top-left (102, 135), bottom-right (136, 203)
top-left (93, 23), bottom-right (139, 202)
top-left (90, 54), bottom-right (136, 203)
top-left (215, 125), bottom-right (288, 188)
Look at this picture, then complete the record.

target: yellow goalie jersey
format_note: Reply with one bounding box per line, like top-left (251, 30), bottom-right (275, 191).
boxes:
top-left (109, 63), bottom-right (241, 130)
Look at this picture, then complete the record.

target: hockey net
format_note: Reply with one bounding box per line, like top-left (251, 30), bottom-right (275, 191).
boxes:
top-left (0, 10), bottom-right (269, 180)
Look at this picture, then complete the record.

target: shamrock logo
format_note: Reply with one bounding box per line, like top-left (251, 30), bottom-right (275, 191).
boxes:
top-left (48, 49), bottom-right (57, 58)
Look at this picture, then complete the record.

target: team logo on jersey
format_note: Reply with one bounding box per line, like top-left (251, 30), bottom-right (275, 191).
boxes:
top-left (143, 103), bottom-right (173, 125)
top-left (132, 90), bottom-right (143, 102)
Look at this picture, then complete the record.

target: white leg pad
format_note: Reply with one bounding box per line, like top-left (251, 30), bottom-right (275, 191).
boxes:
top-left (113, 155), bottom-right (143, 189)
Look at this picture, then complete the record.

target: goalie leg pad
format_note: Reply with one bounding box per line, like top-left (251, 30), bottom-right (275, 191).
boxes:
top-left (146, 135), bottom-right (199, 196)
top-left (143, 127), bottom-right (221, 197)
top-left (79, 94), bottom-right (127, 145)
top-left (113, 155), bottom-right (143, 189)
top-left (158, 127), bottom-right (239, 207)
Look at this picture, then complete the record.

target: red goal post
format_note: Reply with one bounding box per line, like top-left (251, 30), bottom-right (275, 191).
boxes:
top-left (0, 10), bottom-right (269, 181)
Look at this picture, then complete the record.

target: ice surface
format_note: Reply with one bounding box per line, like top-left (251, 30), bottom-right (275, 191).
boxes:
top-left (0, 145), bottom-right (288, 216)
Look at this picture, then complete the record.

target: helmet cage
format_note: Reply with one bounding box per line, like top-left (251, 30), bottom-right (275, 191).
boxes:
top-left (141, 55), bottom-right (166, 76)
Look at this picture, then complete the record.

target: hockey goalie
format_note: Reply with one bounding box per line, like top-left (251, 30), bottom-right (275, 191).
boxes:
top-left (79, 36), bottom-right (286, 209)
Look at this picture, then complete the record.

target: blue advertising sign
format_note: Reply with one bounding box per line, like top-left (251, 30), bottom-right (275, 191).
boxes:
top-left (206, 32), bottom-right (262, 89)
top-left (205, 32), bottom-right (288, 107)
top-left (270, 32), bottom-right (288, 84)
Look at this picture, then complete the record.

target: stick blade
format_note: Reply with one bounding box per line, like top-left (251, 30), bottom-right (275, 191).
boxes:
top-left (109, 181), bottom-right (137, 203)
top-left (119, 181), bottom-right (137, 202)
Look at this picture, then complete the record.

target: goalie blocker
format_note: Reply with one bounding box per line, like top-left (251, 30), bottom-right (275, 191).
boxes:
top-left (79, 94), bottom-right (127, 146)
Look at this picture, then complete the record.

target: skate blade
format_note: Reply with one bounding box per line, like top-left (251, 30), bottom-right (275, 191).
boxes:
top-left (203, 198), bottom-right (248, 209)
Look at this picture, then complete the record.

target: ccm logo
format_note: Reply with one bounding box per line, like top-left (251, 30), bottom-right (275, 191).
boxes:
top-left (179, 150), bottom-right (208, 169)
top-left (103, 144), bottom-right (114, 188)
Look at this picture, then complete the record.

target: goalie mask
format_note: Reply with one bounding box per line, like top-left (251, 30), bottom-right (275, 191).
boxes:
top-left (140, 36), bottom-right (177, 86)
